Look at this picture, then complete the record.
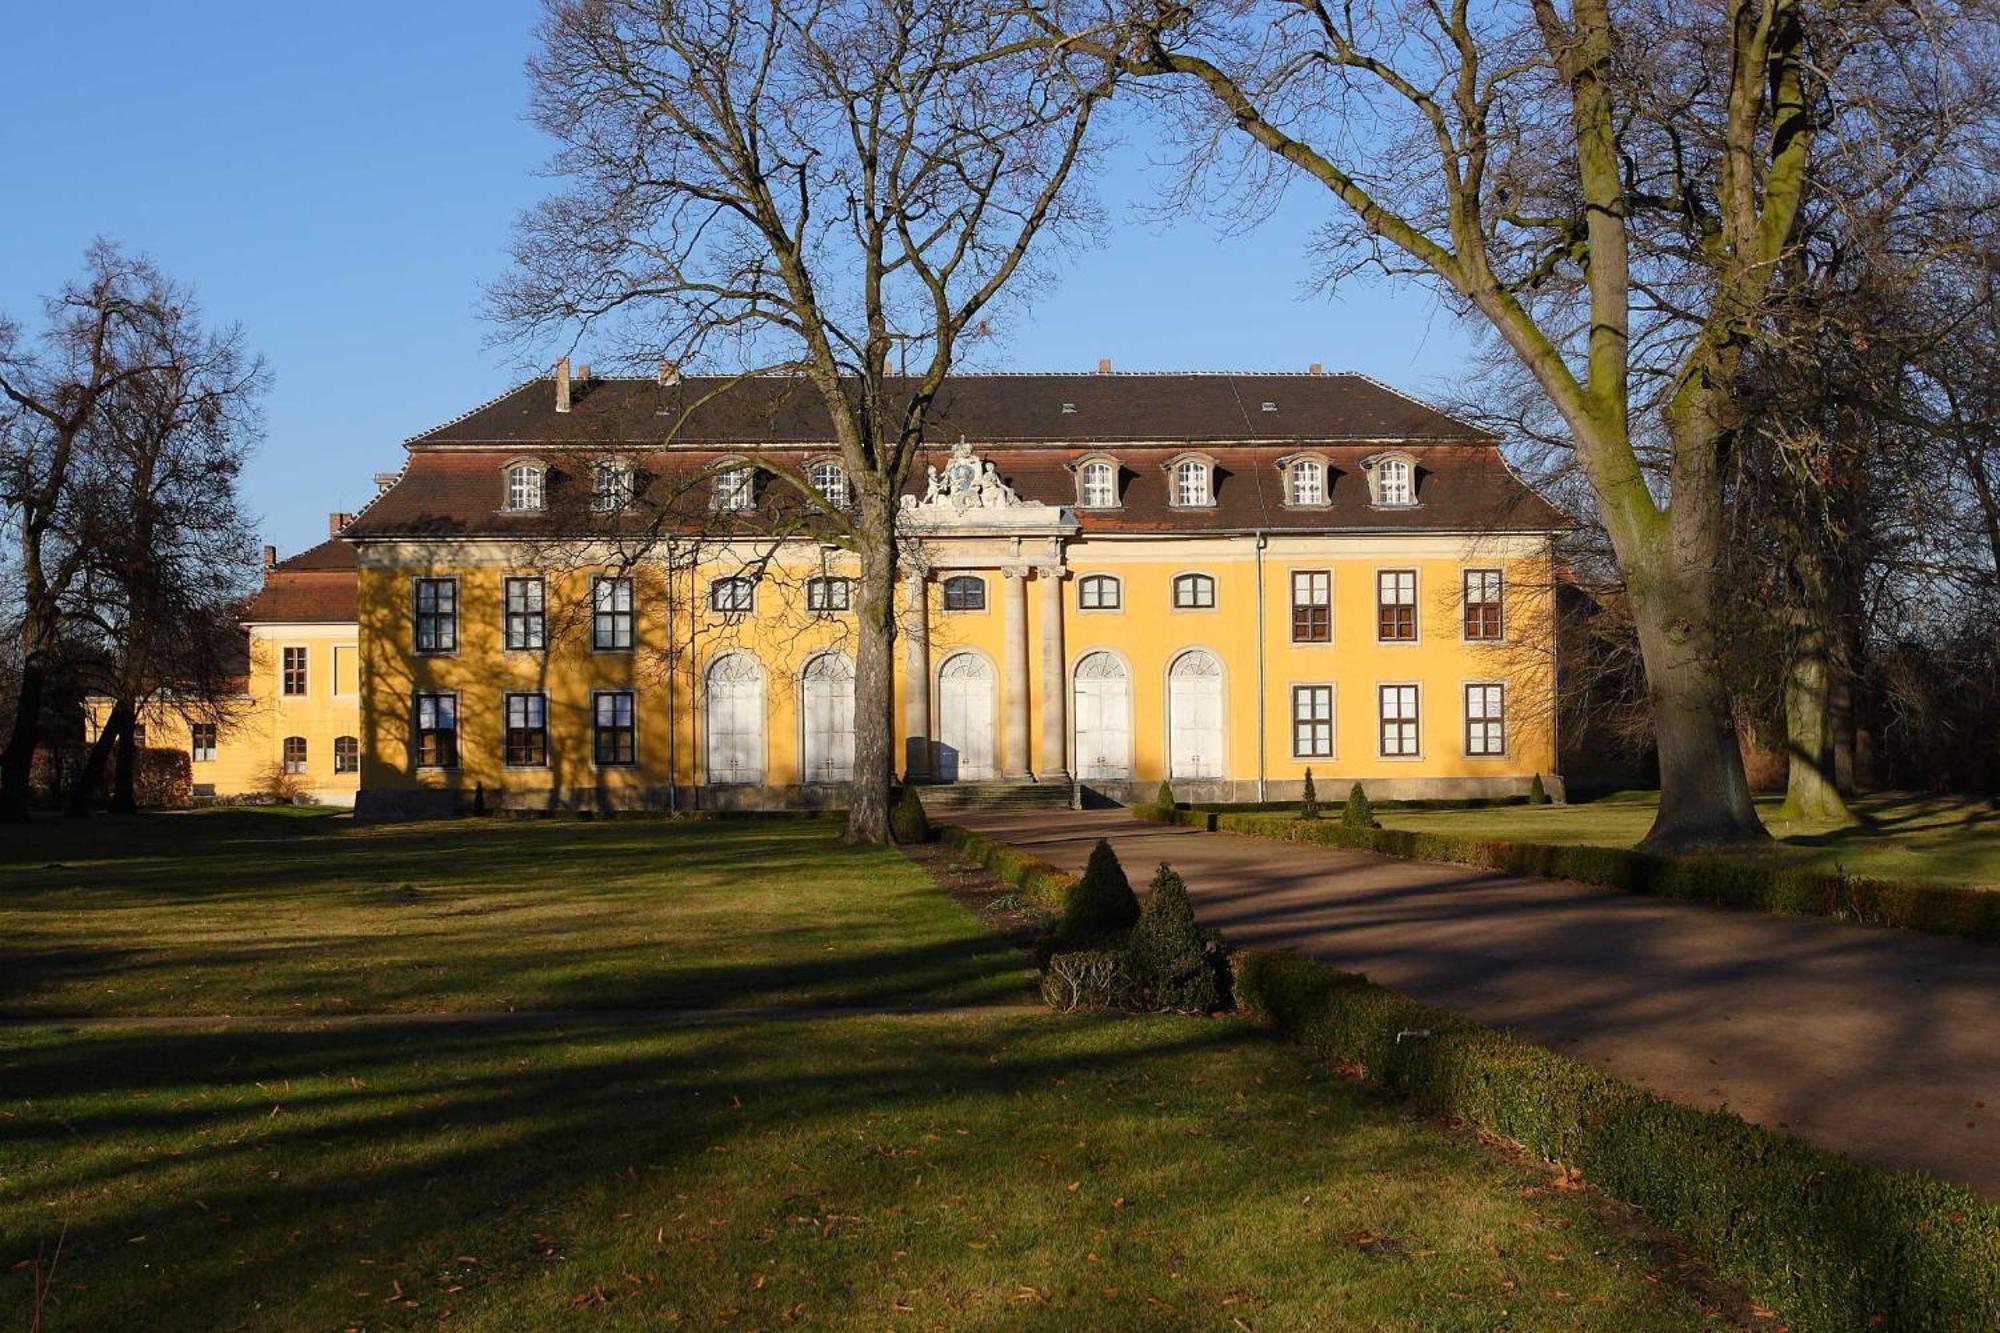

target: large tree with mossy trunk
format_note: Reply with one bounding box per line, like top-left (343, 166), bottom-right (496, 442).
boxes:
top-left (1045, 0), bottom-right (1979, 849)
top-left (494, 0), bottom-right (1119, 842)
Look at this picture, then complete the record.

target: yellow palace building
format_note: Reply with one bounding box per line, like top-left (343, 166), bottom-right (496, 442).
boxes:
top-left (335, 367), bottom-right (1565, 817)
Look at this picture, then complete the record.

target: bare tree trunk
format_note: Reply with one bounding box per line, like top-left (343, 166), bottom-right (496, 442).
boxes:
top-left (844, 483), bottom-right (898, 844)
top-left (65, 698), bottom-right (129, 818)
top-left (111, 710), bottom-right (139, 814)
top-left (0, 661), bottom-right (45, 821)
top-left (1779, 621), bottom-right (1848, 821)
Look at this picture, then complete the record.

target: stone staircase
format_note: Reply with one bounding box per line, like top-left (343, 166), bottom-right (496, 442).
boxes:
top-left (911, 781), bottom-right (1075, 812)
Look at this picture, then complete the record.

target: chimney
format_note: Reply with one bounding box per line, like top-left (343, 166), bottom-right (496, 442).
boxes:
top-left (262, 545), bottom-right (277, 570)
top-left (1309, 362), bottom-right (1324, 375)
top-left (577, 362), bottom-right (592, 381)
top-left (328, 512), bottom-right (355, 537)
top-left (657, 360), bottom-right (680, 386)
top-left (1097, 357), bottom-right (1113, 375)
top-left (555, 356), bottom-right (572, 413)
top-left (372, 472), bottom-right (399, 494)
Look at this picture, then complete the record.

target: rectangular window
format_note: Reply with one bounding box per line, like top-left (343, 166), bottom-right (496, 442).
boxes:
top-left (332, 645), bottom-right (357, 695)
top-left (415, 692), bottom-right (458, 768)
top-left (594, 691), bottom-right (637, 767)
top-left (1463, 569), bottom-right (1504, 641)
top-left (505, 692), bottom-right (549, 767)
top-left (1292, 685), bottom-right (1334, 758)
top-left (1078, 575), bottom-right (1120, 610)
top-left (1290, 570), bottom-right (1331, 643)
top-left (711, 577), bottom-right (755, 613)
top-left (334, 735), bottom-right (359, 774)
top-left (505, 576), bottom-right (546, 650)
top-left (190, 723), bottom-right (217, 764)
top-left (593, 576), bottom-right (634, 650)
top-left (414, 578), bottom-right (457, 654)
top-left (806, 577), bottom-right (849, 612)
top-left (1377, 570), bottom-right (1417, 642)
top-left (283, 735), bottom-right (307, 774)
top-left (1379, 684), bottom-right (1420, 757)
top-left (281, 646), bottom-right (308, 695)
top-left (942, 576), bottom-right (986, 611)
top-left (1466, 683), bottom-right (1506, 756)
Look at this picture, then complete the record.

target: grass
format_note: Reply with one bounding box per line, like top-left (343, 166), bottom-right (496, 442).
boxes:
top-left (1, 810), bottom-right (1731, 1329)
top-left (1374, 792), bottom-right (2000, 888)
top-left (0, 811), bottom-right (1028, 1015)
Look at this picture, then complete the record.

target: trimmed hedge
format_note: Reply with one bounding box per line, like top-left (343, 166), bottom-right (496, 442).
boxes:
top-left (1128, 806), bottom-right (2000, 944)
top-left (938, 824), bottom-right (1080, 913)
top-left (1233, 951), bottom-right (2000, 1332)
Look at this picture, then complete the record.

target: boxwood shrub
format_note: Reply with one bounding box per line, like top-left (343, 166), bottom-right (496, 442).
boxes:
top-left (1233, 950), bottom-right (2000, 1333)
top-left (1127, 807), bottom-right (2000, 944)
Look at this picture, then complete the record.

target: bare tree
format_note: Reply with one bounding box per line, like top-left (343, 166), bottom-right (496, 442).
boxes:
top-left (0, 243), bottom-right (191, 821)
top-left (494, 0), bottom-right (1118, 841)
top-left (1044, 0), bottom-right (1986, 848)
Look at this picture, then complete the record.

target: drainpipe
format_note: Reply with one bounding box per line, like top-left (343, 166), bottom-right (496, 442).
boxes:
top-left (1255, 530), bottom-right (1268, 802)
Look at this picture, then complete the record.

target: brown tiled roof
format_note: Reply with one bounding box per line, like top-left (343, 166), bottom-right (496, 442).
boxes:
top-left (244, 541), bottom-right (358, 623)
top-left (408, 372), bottom-right (1495, 447)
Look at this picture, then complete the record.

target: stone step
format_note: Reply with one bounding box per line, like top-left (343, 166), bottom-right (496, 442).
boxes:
top-left (910, 781), bottom-right (1074, 812)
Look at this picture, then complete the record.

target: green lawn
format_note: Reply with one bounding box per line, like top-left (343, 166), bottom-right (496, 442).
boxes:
top-left (1380, 792), bottom-right (2000, 888)
top-left (2, 811), bottom-right (1730, 1329)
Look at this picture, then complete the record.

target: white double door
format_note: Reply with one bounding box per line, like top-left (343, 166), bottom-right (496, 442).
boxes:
top-left (1168, 649), bottom-right (1224, 780)
top-left (801, 654), bottom-right (855, 783)
top-left (936, 653), bottom-right (996, 781)
top-left (706, 655), bottom-right (765, 784)
top-left (1072, 651), bottom-right (1131, 780)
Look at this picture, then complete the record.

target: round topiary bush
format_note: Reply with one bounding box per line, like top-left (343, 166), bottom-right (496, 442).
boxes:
top-left (1342, 781), bottom-right (1378, 829)
top-left (1062, 837), bottom-right (1140, 941)
top-left (1130, 862), bottom-right (1225, 1013)
top-left (890, 785), bottom-right (932, 843)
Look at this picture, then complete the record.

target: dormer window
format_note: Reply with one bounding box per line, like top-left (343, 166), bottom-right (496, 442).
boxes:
top-left (713, 463), bottom-right (755, 512)
top-left (591, 461), bottom-right (634, 512)
top-left (809, 459), bottom-right (849, 509)
top-left (1366, 453), bottom-right (1418, 507)
top-left (504, 461), bottom-right (545, 512)
top-left (1075, 457), bottom-right (1118, 509)
top-left (1168, 452), bottom-right (1208, 504)
top-left (1280, 455), bottom-right (1328, 507)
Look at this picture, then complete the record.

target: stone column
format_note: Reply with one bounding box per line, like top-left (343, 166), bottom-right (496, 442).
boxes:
top-left (1037, 565), bottom-right (1069, 782)
top-left (1002, 567), bottom-right (1031, 780)
top-left (903, 569), bottom-right (931, 780)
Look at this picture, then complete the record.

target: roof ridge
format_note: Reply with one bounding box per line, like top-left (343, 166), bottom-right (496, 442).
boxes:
top-left (539, 369), bottom-right (1373, 381)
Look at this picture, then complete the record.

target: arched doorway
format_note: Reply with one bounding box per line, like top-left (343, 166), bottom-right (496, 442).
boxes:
top-left (1072, 651), bottom-right (1131, 780)
top-left (1167, 649), bottom-right (1224, 780)
top-left (936, 652), bottom-right (996, 781)
top-left (706, 653), bottom-right (766, 785)
top-left (800, 652), bottom-right (855, 783)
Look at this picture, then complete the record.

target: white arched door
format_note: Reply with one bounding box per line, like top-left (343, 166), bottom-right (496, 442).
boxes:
top-left (1168, 649), bottom-right (1224, 780)
top-left (936, 653), bottom-right (996, 781)
top-left (706, 654), bottom-right (765, 784)
top-left (1072, 651), bottom-right (1131, 780)
top-left (801, 653), bottom-right (855, 783)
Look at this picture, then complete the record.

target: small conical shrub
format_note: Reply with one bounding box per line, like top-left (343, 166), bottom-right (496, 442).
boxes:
top-left (1154, 779), bottom-right (1177, 810)
top-left (890, 785), bottom-right (931, 844)
top-left (1130, 863), bottom-right (1223, 1013)
top-left (1342, 781), bottom-right (1377, 829)
top-left (472, 782), bottom-right (489, 816)
top-left (1528, 773), bottom-right (1551, 805)
top-left (1062, 838), bottom-right (1141, 941)
top-left (1300, 768), bottom-right (1320, 819)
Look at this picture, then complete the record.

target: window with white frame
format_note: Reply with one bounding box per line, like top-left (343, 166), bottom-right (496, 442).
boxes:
top-left (1374, 457), bottom-right (1414, 506)
top-left (942, 575), bottom-right (986, 611)
top-left (505, 462), bottom-right (545, 512)
top-left (713, 465), bottom-right (754, 511)
top-left (1172, 458), bottom-right (1212, 507)
top-left (505, 692), bottom-right (549, 766)
top-left (1292, 685), bottom-right (1334, 758)
top-left (1172, 572), bottom-right (1216, 610)
top-left (710, 575), bottom-right (755, 614)
top-left (1078, 574), bottom-right (1120, 610)
top-left (504, 576), bottom-right (545, 651)
top-left (1379, 684), bottom-right (1420, 757)
top-left (1466, 683), bottom-right (1506, 756)
top-left (414, 579), bottom-right (457, 653)
top-left (809, 460), bottom-right (849, 509)
top-left (415, 693), bottom-right (457, 767)
top-left (806, 576), bottom-right (850, 613)
top-left (593, 576), bottom-right (635, 649)
top-left (591, 461), bottom-right (634, 512)
top-left (1288, 458), bottom-right (1325, 506)
top-left (1078, 460), bottom-right (1117, 508)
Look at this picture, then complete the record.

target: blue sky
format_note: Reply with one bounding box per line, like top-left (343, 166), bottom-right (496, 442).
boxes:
top-left (2, 1), bottom-right (1477, 558)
